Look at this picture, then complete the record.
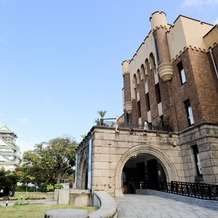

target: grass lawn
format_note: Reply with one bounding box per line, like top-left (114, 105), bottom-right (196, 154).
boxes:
top-left (0, 192), bottom-right (97, 217)
top-left (0, 204), bottom-right (97, 218)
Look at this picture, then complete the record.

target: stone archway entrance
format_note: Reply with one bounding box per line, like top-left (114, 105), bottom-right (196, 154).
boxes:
top-left (122, 153), bottom-right (167, 194)
top-left (76, 154), bottom-right (88, 189)
top-left (76, 126), bottom-right (183, 197)
top-left (115, 145), bottom-right (179, 197)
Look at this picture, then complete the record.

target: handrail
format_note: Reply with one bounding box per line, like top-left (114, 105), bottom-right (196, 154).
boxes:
top-left (146, 181), bottom-right (218, 200)
top-left (95, 119), bottom-right (172, 132)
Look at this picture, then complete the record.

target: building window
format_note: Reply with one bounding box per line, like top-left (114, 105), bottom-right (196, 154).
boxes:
top-left (137, 101), bottom-right (141, 118)
top-left (149, 53), bottom-right (156, 72)
top-left (144, 75), bottom-right (148, 83)
top-left (126, 113), bottom-right (130, 125)
top-left (155, 83), bottom-right (161, 104)
top-left (184, 99), bottom-right (194, 126)
top-left (154, 38), bottom-right (160, 65)
top-left (192, 145), bottom-right (202, 176)
top-left (136, 84), bottom-right (139, 93)
top-left (177, 61), bottom-right (186, 85)
top-left (145, 93), bottom-right (150, 111)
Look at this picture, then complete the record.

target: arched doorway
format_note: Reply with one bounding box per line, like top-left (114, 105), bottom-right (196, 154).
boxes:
top-left (122, 153), bottom-right (167, 194)
top-left (115, 145), bottom-right (179, 197)
top-left (76, 155), bottom-right (88, 189)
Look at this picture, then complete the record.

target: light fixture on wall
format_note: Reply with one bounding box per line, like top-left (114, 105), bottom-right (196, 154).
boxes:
top-left (132, 154), bottom-right (138, 158)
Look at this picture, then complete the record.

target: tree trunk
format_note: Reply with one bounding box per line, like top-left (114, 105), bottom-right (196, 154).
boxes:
top-left (57, 172), bottom-right (62, 184)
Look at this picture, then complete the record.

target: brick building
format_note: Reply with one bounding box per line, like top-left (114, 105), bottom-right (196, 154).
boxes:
top-left (75, 12), bottom-right (218, 197)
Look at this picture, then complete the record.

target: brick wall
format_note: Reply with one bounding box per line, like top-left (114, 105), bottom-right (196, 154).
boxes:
top-left (190, 49), bottom-right (218, 123)
top-left (208, 45), bottom-right (218, 93)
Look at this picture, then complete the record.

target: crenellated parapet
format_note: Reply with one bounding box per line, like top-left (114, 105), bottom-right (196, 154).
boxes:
top-left (122, 60), bottom-right (130, 75)
top-left (150, 11), bottom-right (168, 31)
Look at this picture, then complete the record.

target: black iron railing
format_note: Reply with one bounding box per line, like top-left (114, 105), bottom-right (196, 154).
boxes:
top-left (119, 122), bottom-right (171, 131)
top-left (96, 119), bottom-right (171, 132)
top-left (146, 181), bottom-right (218, 200)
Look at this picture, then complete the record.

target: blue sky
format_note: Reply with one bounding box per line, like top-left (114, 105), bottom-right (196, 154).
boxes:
top-left (0, 0), bottom-right (217, 154)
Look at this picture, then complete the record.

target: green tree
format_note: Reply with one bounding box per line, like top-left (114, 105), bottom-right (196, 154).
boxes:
top-left (22, 137), bottom-right (77, 186)
top-left (98, 110), bottom-right (107, 119)
top-left (0, 169), bottom-right (18, 197)
top-left (98, 110), bottom-right (107, 125)
top-left (15, 164), bottom-right (38, 192)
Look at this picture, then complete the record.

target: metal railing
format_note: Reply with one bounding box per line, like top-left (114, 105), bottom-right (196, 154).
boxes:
top-left (118, 122), bottom-right (171, 131)
top-left (146, 181), bottom-right (218, 200)
top-left (95, 119), bottom-right (171, 132)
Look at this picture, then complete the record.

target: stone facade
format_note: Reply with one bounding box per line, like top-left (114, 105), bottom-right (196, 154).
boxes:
top-left (179, 123), bottom-right (218, 184)
top-left (76, 126), bottom-right (182, 197)
top-left (76, 12), bottom-right (218, 197)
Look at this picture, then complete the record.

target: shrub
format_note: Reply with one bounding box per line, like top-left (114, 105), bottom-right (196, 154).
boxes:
top-left (46, 184), bottom-right (54, 192)
top-left (15, 185), bottom-right (26, 192)
top-left (54, 184), bottom-right (63, 189)
top-left (16, 185), bottom-right (35, 192)
top-left (46, 184), bottom-right (63, 192)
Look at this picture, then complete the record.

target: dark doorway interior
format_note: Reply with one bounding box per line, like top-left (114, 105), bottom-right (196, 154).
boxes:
top-left (122, 153), bottom-right (166, 193)
top-left (85, 169), bottom-right (88, 189)
top-left (147, 159), bottom-right (158, 189)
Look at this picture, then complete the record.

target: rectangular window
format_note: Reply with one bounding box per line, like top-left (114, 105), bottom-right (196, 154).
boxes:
top-left (154, 38), bottom-right (160, 65)
top-left (178, 61), bottom-right (186, 85)
top-left (145, 93), bottom-right (150, 111)
top-left (155, 83), bottom-right (161, 104)
top-left (137, 101), bottom-right (141, 118)
top-left (192, 145), bottom-right (202, 176)
top-left (184, 99), bottom-right (194, 126)
top-left (126, 113), bottom-right (130, 125)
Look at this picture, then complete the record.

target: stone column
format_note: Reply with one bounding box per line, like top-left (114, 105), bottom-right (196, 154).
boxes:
top-left (150, 11), bottom-right (173, 82)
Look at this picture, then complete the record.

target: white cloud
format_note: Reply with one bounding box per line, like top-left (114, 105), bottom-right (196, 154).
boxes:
top-left (183, 0), bottom-right (218, 6)
top-left (19, 118), bottom-right (29, 125)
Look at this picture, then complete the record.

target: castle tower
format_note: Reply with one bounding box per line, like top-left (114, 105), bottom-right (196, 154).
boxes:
top-left (0, 125), bottom-right (22, 171)
top-left (122, 60), bottom-right (132, 116)
top-left (150, 11), bottom-right (173, 82)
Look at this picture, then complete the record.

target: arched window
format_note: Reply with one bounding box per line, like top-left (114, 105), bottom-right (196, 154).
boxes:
top-left (149, 53), bottom-right (156, 72)
top-left (133, 74), bottom-right (137, 99)
top-left (140, 64), bottom-right (145, 80)
top-left (137, 69), bottom-right (141, 82)
top-left (144, 59), bottom-right (149, 81)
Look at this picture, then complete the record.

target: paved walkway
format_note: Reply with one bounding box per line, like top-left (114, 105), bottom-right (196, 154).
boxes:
top-left (115, 194), bottom-right (218, 218)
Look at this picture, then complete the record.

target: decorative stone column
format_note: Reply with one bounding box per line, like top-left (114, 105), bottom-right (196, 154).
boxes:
top-left (150, 11), bottom-right (173, 82)
top-left (122, 60), bottom-right (132, 114)
top-left (157, 62), bottom-right (173, 82)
